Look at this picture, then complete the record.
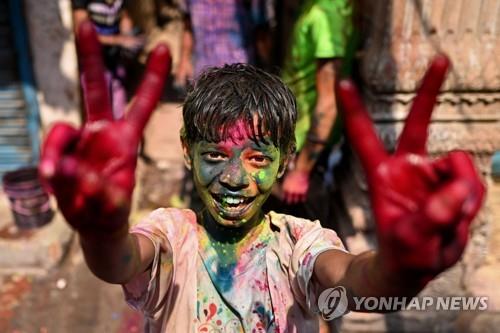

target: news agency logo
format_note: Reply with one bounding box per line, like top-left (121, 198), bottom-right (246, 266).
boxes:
top-left (317, 286), bottom-right (349, 320)
top-left (318, 287), bottom-right (489, 321)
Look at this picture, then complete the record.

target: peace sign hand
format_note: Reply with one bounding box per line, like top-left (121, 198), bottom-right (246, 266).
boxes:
top-left (39, 21), bottom-right (171, 235)
top-left (337, 55), bottom-right (485, 284)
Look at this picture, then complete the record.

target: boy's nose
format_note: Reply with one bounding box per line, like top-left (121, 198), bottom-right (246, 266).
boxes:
top-left (219, 160), bottom-right (250, 190)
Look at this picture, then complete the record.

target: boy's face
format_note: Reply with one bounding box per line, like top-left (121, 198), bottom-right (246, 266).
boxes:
top-left (185, 122), bottom-right (286, 228)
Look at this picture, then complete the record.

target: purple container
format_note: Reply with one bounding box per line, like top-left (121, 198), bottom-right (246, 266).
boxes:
top-left (2, 167), bottom-right (54, 229)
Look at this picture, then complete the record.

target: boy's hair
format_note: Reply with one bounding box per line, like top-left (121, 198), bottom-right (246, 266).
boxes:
top-left (182, 63), bottom-right (297, 154)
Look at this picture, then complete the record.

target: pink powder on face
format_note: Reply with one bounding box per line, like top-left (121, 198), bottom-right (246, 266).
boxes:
top-left (226, 120), bottom-right (251, 144)
top-left (217, 118), bottom-right (271, 149)
top-left (215, 120), bottom-right (254, 149)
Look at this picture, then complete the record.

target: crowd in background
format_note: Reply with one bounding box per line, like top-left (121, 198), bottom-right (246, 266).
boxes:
top-left (72, 0), bottom-right (356, 230)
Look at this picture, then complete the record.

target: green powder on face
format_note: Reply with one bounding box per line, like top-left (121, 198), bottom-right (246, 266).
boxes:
top-left (255, 170), bottom-right (267, 184)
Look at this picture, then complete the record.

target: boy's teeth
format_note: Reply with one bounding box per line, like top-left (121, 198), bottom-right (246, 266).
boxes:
top-left (222, 196), bottom-right (244, 205)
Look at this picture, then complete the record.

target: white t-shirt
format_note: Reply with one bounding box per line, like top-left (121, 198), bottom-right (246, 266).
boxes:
top-left (123, 208), bottom-right (346, 332)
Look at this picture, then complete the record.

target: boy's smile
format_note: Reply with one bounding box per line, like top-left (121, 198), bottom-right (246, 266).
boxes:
top-left (187, 125), bottom-right (285, 228)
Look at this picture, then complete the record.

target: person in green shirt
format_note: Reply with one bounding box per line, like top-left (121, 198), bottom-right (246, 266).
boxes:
top-left (276, 0), bottom-right (353, 222)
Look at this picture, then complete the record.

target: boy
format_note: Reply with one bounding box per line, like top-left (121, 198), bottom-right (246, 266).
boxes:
top-left (40, 22), bottom-right (485, 332)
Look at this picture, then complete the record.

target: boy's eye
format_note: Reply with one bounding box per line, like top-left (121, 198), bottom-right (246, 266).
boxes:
top-left (202, 152), bottom-right (227, 162)
top-left (248, 155), bottom-right (272, 167)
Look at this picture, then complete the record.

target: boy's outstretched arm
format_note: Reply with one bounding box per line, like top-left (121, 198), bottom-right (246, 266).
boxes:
top-left (39, 21), bottom-right (171, 284)
top-left (313, 55), bottom-right (485, 308)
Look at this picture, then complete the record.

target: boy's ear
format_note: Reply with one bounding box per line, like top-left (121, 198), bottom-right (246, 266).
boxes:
top-left (277, 154), bottom-right (291, 178)
top-left (181, 136), bottom-right (192, 170)
top-left (278, 146), bottom-right (296, 178)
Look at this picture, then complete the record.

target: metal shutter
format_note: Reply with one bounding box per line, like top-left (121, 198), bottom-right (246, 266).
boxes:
top-left (0, 0), bottom-right (40, 176)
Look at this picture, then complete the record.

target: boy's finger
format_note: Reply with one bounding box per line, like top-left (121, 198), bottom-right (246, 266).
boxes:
top-left (336, 79), bottom-right (387, 178)
top-left (80, 169), bottom-right (104, 198)
top-left (424, 179), bottom-right (470, 229)
top-left (396, 54), bottom-right (450, 155)
top-left (441, 219), bottom-right (469, 269)
top-left (446, 151), bottom-right (485, 218)
top-left (50, 156), bottom-right (80, 206)
top-left (39, 123), bottom-right (80, 182)
top-left (127, 44), bottom-right (172, 136)
top-left (77, 20), bottom-right (113, 122)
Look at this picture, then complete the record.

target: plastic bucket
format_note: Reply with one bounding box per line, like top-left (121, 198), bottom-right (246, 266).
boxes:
top-left (2, 167), bottom-right (54, 229)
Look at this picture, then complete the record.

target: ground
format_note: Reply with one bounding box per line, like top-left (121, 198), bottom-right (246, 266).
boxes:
top-left (0, 240), bottom-right (142, 333)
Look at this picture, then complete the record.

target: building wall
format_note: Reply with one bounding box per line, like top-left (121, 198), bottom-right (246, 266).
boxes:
top-left (22, 0), bottom-right (81, 132)
top-left (338, 1), bottom-right (500, 331)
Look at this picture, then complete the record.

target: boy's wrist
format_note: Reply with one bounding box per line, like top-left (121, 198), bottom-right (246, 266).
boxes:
top-left (371, 252), bottom-right (428, 296)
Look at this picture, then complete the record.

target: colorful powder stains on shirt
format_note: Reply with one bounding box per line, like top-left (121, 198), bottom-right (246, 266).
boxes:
top-left (197, 215), bottom-right (276, 331)
top-left (123, 208), bottom-right (347, 332)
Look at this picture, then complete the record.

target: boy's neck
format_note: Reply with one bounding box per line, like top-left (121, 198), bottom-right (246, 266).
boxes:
top-left (199, 209), bottom-right (267, 246)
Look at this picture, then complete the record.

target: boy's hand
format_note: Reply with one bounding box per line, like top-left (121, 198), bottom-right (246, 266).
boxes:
top-left (282, 169), bottom-right (310, 204)
top-left (337, 55), bottom-right (485, 284)
top-left (39, 21), bottom-right (171, 235)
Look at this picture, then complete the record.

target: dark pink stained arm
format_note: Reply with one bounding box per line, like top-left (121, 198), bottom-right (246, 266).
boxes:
top-left (39, 20), bottom-right (172, 233)
top-left (336, 55), bottom-right (485, 284)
